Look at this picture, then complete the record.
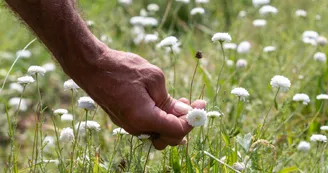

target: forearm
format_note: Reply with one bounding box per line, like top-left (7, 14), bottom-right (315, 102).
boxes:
top-left (5, 0), bottom-right (107, 78)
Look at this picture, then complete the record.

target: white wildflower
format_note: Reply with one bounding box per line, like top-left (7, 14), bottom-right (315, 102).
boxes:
top-left (42, 63), bottom-right (56, 72)
top-left (186, 108), bottom-right (207, 127)
top-left (113, 128), bottom-right (129, 135)
top-left (9, 97), bottom-right (28, 111)
top-left (233, 162), bottom-right (245, 171)
top-left (206, 111), bottom-right (222, 118)
top-left (86, 20), bottom-right (94, 27)
top-left (158, 36), bottom-right (178, 47)
top-left (302, 30), bottom-right (318, 45)
top-left (238, 10), bottom-right (247, 18)
top-left (16, 50), bottom-right (31, 58)
top-left (223, 43), bottom-right (237, 50)
top-left (190, 7), bottom-right (205, 15)
top-left (138, 134), bottom-right (150, 140)
top-left (196, 0), bottom-right (209, 3)
top-left (17, 76), bottom-right (35, 85)
top-left (63, 79), bottom-right (80, 91)
top-left (313, 52), bottom-right (326, 62)
top-left (292, 93), bottom-right (310, 105)
top-left (130, 16), bottom-right (158, 26)
top-left (263, 46), bottom-right (276, 52)
top-left (231, 87), bottom-right (250, 101)
top-left (295, 9), bottom-right (307, 17)
top-left (28, 65), bottom-right (46, 76)
top-left (212, 33), bottom-right (232, 43)
top-left (297, 141), bottom-right (311, 151)
top-left (140, 9), bottom-right (148, 17)
top-left (118, 0), bottom-right (132, 5)
top-left (237, 41), bottom-right (251, 54)
top-left (60, 127), bottom-right (74, 143)
top-left (75, 121), bottom-right (101, 134)
top-left (9, 83), bottom-right (24, 93)
top-left (176, 0), bottom-right (190, 3)
top-left (226, 59), bottom-right (234, 67)
top-left (78, 96), bottom-right (96, 110)
top-left (252, 0), bottom-right (270, 7)
top-left (320, 126), bottom-right (328, 131)
top-left (316, 94), bottom-right (328, 100)
top-left (236, 59), bottom-right (247, 68)
top-left (144, 34), bottom-right (158, 43)
top-left (316, 14), bottom-right (321, 20)
top-left (253, 19), bottom-right (267, 27)
top-left (164, 42), bottom-right (181, 54)
top-left (259, 5), bottom-right (278, 15)
top-left (317, 36), bottom-right (327, 46)
top-left (270, 75), bottom-right (291, 91)
top-left (61, 114), bottom-right (73, 122)
top-left (310, 134), bottom-right (327, 142)
top-left (43, 136), bottom-right (55, 148)
top-left (147, 4), bottom-right (160, 12)
top-left (53, 109), bottom-right (68, 116)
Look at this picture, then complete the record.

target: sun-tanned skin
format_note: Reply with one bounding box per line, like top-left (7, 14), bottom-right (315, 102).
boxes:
top-left (5, 0), bottom-right (206, 149)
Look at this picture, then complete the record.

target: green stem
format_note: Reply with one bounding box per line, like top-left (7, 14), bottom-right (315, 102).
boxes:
top-left (212, 42), bottom-right (226, 109)
top-left (143, 143), bottom-right (152, 173)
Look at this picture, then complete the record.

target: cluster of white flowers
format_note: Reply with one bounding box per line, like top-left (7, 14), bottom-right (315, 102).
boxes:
top-left (237, 41), bottom-right (251, 54)
top-left (190, 7), bottom-right (205, 15)
top-left (270, 75), bottom-right (291, 91)
top-left (252, 0), bottom-right (270, 7)
top-left (78, 96), bottom-right (96, 110)
top-left (17, 76), bottom-right (35, 85)
top-left (263, 46), bottom-right (276, 53)
top-left (316, 94), bottom-right (328, 100)
top-left (61, 113), bottom-right (73, 121)
top-left (186, 108), bottom-right (207, 127)
top-left (259, 5), bottom-right (278, 15)
top-left (302, 30), bottom-right (319, 46)
top-left (297, 141), bottom-right (311, 151)
top-left (212, 33), bottom-right (232, 43)
top-left (313, 52), bottom-right (326, 62)
top-left (295, 9), bottom-right (307, 17)
top-left (253, 19), bottom-right (267, 27)
top-left (231, 87), bottom-right (250, 101)
top-left (130, 16), bottom-right (158, 26)
top-left (292, 93), bottom-right (310, 105)
top-left (53, 108), bottom-right (68, 116)
top-left (320, 126), bottom-right (328, 131)
top-left (75, 121), bottom-right (101, 135)
top-left (60, 127), bottom-right (74, 143)
top-left (158, 36), bottom-right (178, 47)
top-left (28, 66), bottom-right (46, 76)
top-left (118, 0), bottom-right (132, 5)
top-left (236, 59), bottom-right (247, 68)
top-left (144, 34), bottom-right (159, 43)
top-left (310, 134), bottom-right (327, 142)
top-left (63, 79), bottom-right (80, 91)
top-left (113, 128), bottom-right (129, 135)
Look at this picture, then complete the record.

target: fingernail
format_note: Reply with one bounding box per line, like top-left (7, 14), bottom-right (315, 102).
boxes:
top-left (174, 102), bottom-right (193, 115)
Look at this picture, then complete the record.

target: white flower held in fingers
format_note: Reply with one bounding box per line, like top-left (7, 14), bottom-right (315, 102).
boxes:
top-left (295, 9), bottom-right (307, 17)
top-left (310, 134), bottom-right (327, 142)
top-left (113, 128), bottom-right (129, 135)
top-left (60, 127), bottom-right (74, 142)
top-left (206, 111), bottom-right (222, 118)
top-left (28, 66), bottom-right (46, 76)
top-left (316, 94), bottom-right (328, 100)
top-left (212, 33), bottom-right (232, 43)
top-left (236, 59), bottom-right (247, 68)
top-left (259, 5), bottom-right (278, 15)
top-left (237, 41), bottom-right (251, 54)
top-left (186, 108), bottom-right (207, 127)
top-left (292, 93), bottom-right (310, 105)
top-left (158, 36), bottom-right (178, 47)
top-left (297, 141), bottom-right (310, 151)
top-left (233, 162), bottom-right (245, 171)
top-left (64, 79), bottom-right (80, 91)
top-left (320, 126), bottom-right (328, 131)
top-left (263, 46), bottom-right (276, 52)
top-left (313, 52), bottom-right (326, 62)
top-left (231, 87), bottom-right (250, 101)
top-left (61, 113), bottom-right (73, 122)
top-left (253, 19), bottom-right (267, 27)
top-left (270, 75), bottom-right (291, 91)
top-left (17, 76), bottom-right (35, 85)
top-left (53, 109), bottom-right (68, 116)
top-left (190, 7), bottom-right (205, 15)
top-left (78, 96), bottom-right (96, 110)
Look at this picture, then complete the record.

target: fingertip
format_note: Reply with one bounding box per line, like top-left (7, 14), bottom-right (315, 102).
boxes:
top-left (191, 99), bottom-right (207, 109)
top-left (152, 139), bottom-right (168, 150)
top-left (178, 97), bottom-right (190, 105)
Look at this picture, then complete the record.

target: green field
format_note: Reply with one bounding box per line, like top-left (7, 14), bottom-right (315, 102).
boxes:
top-left (1, 0), bottom-right (328, 172)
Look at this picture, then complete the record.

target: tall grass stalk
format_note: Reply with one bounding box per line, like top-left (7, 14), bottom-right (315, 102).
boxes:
top-left (213, 42), bottom-right (226, 109)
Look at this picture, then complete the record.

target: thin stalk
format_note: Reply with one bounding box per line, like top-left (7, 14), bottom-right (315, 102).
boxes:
top-left (170, 47), bottom-right (177, 97)
top-left (82, 110), bottom-right (89, 171)
top-left (212, 42), bottom-right (226, 109)
top-left (36, 74), bottom-right (45, 171)
top-left (143, 143), bottom-right (152, 173)
top-left (127, 136), bottom-right (134, 172)
top-left (51, 115), bottom-right (64, 172)
top-left (106, 134), bottom-right (122, 173)
top-left (190, 59), bottom-right (200, 103)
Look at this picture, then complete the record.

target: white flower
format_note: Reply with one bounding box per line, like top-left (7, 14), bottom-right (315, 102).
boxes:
top-left (113, 128), bottom-right (129, 135)
top-left (237, 41), bottom-right (251, 54)
top-left (316, 15), bottom-right (321, 20)
top-left (226, 59), bottom-right (234, 67)
top-left (9, 83), bottom-right (24, 93)
top-left (78, 96), bottom-right (96, 110)
top-left (63, 79), bottom-right (80, 91)
top-left (144, 34), bottom-right (158, 43)
top-left (138, 134), bottom-right (150, 139)
top-left (313, 52), bottom-right (326, 62)
top-left (100, 35), bottom-right (113, 43)
top-left (186, 108), bottom-right (207, 127)
top-left (196, 0), bottom-right (209, 3)
top-left (252, 0), bottom-right (270, 7)
top-left (190, 7), bottom-right (205, 15)
top-left (17, 76), bottom-right (35, 85)
top-left (206, 111), bottom-right (222, 118)
top-left (158, 36), bottom-right (178, 47)
top-left (233, 162), bottom-right (245, 171)
top-left (236, 59), bottom-right (247, 68)
top-left (9, 97), bottom-right (28, 111)
top-left (270, 75), bottom-right (291, 91)
top-left (297, 141), bottom-right (311, 151)
top-left (118, 0), bottom-right (132, 5)
top-left (223, 43), bottom-right (237, 50)
top-left (316, 94), bottom-right (328, 100)
top-left (320, 126), bottom-right (328, 131)
top-left (176, 0), bottom-right (190, 3)
top-left (43, 136), bottom-right (55, 147)
top-left (253, 19), bottom-right (267, 27)
top-left (317, 36), bottom-right (327, 46)
top-left (27, 65), bottom-right (46, 76)
top-left (42, 63), bottom-right (56, 72)
top-left (16, 50), bottom-right (31, 58)
top-left (86, 20), bottom-right (94, 26)
top-left (259, 5), bottom-right (278, 15)
top-left (130, 16), bottom-right (158, 26)
top-left (263, 46), bottom-right (276, 52)
top-left (292, 93), bottom-right (310, 105)
top-left (0, 51), bottom-right (13, 59)
top-left (164, 42), bottom-right (181, 54)
top-left (61, 113), bottom-right (73, 121)
top-left (75, 121), bottom-right (101, 134)
top-left (238, 10), bottom-right (247, 18)
top-left (310, 134), bottom-right (327, 142)
top-left (212, 33), bottom-right (232, 43)
top-left (140, 9), bottom-right (148, 17)
top-left (231, 87), bottom-right (250, 101)
top-left (53, 109), bottom-right (68, 116)
top-left (295, 9), bottom-right (307, 17)
top-left (60, 127), bottom-right (74, 143)
top-left (147, 4), bottom-right (160, 12)
top-left (302, 30), bottom-right (318, 46)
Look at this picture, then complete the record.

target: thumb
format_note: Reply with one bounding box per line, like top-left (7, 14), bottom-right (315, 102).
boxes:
top-left (144, 65), bottom-right (192, 116)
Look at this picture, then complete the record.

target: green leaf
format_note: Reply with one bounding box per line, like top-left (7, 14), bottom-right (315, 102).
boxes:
top-left (186, 154), bottom-right (194, 173)
top-left (170, 147), bottom-right (181, 173)
top-left (278, 166), bottom-right (298, 173)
